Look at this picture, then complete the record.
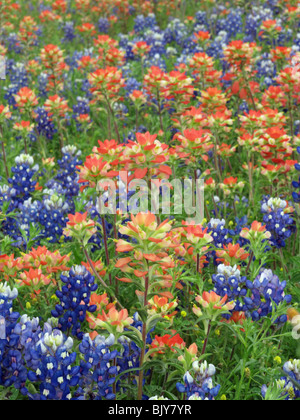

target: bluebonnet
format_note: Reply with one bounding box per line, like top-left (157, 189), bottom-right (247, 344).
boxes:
top-left (51, 266), bottom-right (98, 340)
top-left (256, 53), bottom-right (277, 86)
top-left (4, 83), bottom-right (22, 106)
top-left (228, 216), bottom-right (249, 247)
top-left (293, 33), bottom-right (300, 53)
top-left (6, 61), bottom-right (28, 88)
top-left (208, 218), bottom-right (231, 246)
top-left (124, 77), bottom-right (142, 96)
top-left (38, 190), bottom-right (70, 243)
top-left (113, 102), bottom-right (128, 120)
top-left (164, 19), bottom-right (189, 46)
top-left (262, 360), bottom-right (300, 400)
top-left (0, 185), bottom-right (23, 245)
top-left (0, 184), bottom-right (17, 212)
top-left (194, 11), bottom-right (209, 30)
top-left (215, 19), bottom-right (227, 36)
top-left (143, 30), bottom-right (167, 60)
top-left (5, 34), bottom-right (23, 54)
top-left (118, 35), bottom-right (132, 53)
top-left (115, 313), bottom-right (151, 397)
top-left (76, 333), bottom-right (118, 400)
top-left (0, 283), bottom-right (23, 389)
top-left (98, 18), bottom-right (110, 34)
top-left (212, 264), bottom-right (247, 313)
top-left (238, 100), bottom-right (250, 115)
top-left (12, 315), bottom-right (42, 371)
top-left (134, 14), bottom-right (157, 34)
top-left (80, 78), bottom-right (93, 99)
top-left (76, 313), bottom-right (148, 400)
top-left (72, 98), bottom-right (90, 116)
top-left (134, 15), bottom-right (147, 33)
top-left (117, 313), bottom-right (147, 382)
top-left (181, 37), bottom-right (201, 56)
top-left (206, 218), bottom-right (232, 265)
top-left (37, 73), bottom-right (49, 97)
top-left (261, 196), bottom-right (295, 248)
top-left (25, 325), bottom-right (80, 400)
top-left (2, 315), bottom-right (42, 394)
top-left (244, 269), bottom-right (292, 322)
top-left (18, 198), bottom-right (42, 230)
top-left (7, 154), bottom-right (38, 208)
top-left (3, 61), bottom-right (28, 106)
top-left (61, 21), bottom-right (77, 43)
top-left (244, 7), bottom-right (274, 41)
top-left (0, 155), bottom-right (40, 246)
top-left (206, 36), bottom-right (226, 60)
top-left (277, 29), bottom-right (293, 47)
top-left (175, 53), bottom-right (193, 68)
top-left (144, 14), bottom-right (158, 29)
top-left (265, 0), bottom-right (281, 13)
top-left (176, 361), bottom-right (220, 400)
top-left (72, 98), bottom-right (91, 131)
top-left (34, 106), bottom-right (57, 140)
top-left (292, 147), bottom-right (300, 203)
top-left (223, 10), bottom-right (243, 39)
top-left (295, 120), bottom-right (300, 136)
top-left (54, 145), bottom-right (82, 204)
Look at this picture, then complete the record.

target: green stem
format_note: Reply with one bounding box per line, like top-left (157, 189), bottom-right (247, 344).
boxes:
top-left (82, 245), bottom-right (124, 309)
top-left (246, 251), bottom-right (254, 275)
top-left (137, 273), bottom-right (149, 400)
top-left (105, 97), bottom-right (121, 143)
top-left (101, 216), bottom-right (112, 286)
top-left (201, 320), bottom-right (212, 355)
top-left (0, 124), bottom-right (9, 179)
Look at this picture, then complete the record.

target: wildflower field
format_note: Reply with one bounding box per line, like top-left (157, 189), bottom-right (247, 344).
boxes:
top-left (0, 0), bottom-right (300, 403)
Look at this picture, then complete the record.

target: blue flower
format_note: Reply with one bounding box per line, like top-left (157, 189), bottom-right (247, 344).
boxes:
top-left (7, 154), bottom-right (38, 207)
top-left (76, 333), bottom-right (118, 400)
top-left (25, 325), bottom-right (79, 400)
top-left (262, 360), bottom-right (300, 400)
top-left (212, 264), bottom-right (247, 314)
top-left (261, 196), bottom-right (295, 248)
top-left (176, 361), bottom-right (220, 400)
top-left (51, 266), bottom-right (98, 339)
top-left (292, 148), bottom-right (300, 203)
top-left (244, 269), bottom-right (292, 322)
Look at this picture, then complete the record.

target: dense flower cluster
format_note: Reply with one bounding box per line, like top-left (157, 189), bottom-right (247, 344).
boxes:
top-left (212, 264), bottom-right (247, 313)
top-left (261, 197), bottom-right (295, 248)
top-left (244, 269), bottom-right (292, 322)
top-left (25, 326), bottom-right (80, 400)
top-left (51, 266), bottom-right (98, 339)
top-left (0, 0), bottom-right (299, 402)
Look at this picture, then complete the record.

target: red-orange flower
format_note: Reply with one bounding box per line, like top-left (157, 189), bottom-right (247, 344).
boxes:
top-left (14, 87), bottom-right (38, 112)
top-left (44, 95), bottom-right (70, 117)
top-left (63, 212), bottom-right (97, 244)
top-left (91, 307), bottom-right (133, 333)
top-left (20, 246), bottom-right (70, 275)
top-left (148, 295), bottom-right (178, 319)
top-left (16, 268), bottom-right (52, 288)
top-left (216, 243), bottom-right (250, 266)
top-left (150, 333), bottom-right (186, 355)
top-left (77, 156), bottom-right (119, 188)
